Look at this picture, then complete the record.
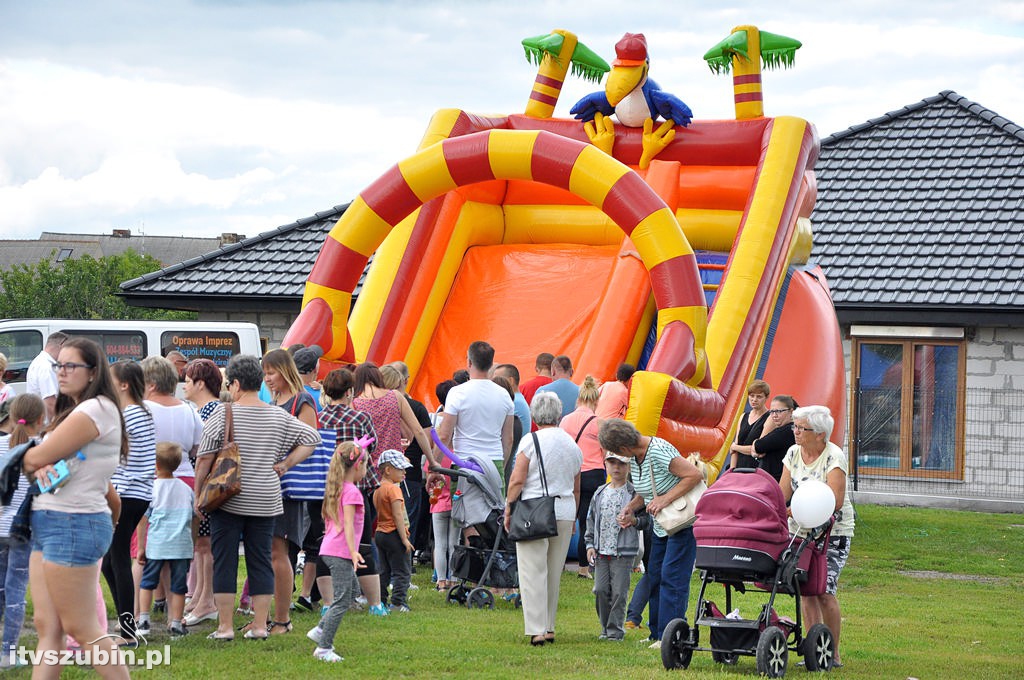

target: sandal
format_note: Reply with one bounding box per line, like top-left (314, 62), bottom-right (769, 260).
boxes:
top-left (237, 619), bottom-right (256, 632)
top-left (207, 631), bottom-right (234, 641)
top-left (530, 635), bottom-right (546, 647)
top-left (268, 620), bottom-right (293, 635)
top-left (243, 629), bottom-right (268, 640)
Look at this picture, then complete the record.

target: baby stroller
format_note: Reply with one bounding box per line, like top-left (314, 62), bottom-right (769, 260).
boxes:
top-left (439, 454), bottom-right (520, 610)
top-left (660, 467), bottom-right (835, 677)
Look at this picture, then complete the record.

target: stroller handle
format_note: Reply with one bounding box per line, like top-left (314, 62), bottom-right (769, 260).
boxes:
top-left (433, 467), bottom-right (475, 480)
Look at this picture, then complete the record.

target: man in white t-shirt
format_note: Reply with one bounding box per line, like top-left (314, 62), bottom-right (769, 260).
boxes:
top-left (435, 341), bottom-right (514, 469)
top-left (26, 331), bottom-right (67, 423)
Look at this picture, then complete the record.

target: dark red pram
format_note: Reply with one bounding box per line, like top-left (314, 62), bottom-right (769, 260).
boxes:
top-left (660, 468), bottom-right (835, 677)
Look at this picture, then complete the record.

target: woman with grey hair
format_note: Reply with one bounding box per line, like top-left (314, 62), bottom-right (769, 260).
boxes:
top-left (504, 392), bottom-right (582, 646)
top-left (779, 405), bottom-right (855, 668)
top-left (141, 355), bottom-right (204, 487)
top-left (193, 355), bottom-right (320, 640)
top-left (597, 418), bottom-right (703, 649)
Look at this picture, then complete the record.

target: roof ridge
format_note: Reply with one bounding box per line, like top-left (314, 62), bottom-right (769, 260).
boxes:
top-left (119, 202), bottom-right (350, 291)
top-left (938, 90), bottom-right (1024, 142)
top-left (821, 90), bottom-right (1024, 146)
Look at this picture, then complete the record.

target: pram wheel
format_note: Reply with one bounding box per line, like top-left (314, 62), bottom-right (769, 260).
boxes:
top-left (660, 618), bottom-right (693, 670)
top-left (467, 587), bottom-right (495, 610)
top-left (802, 623), bottom-right (834, 671)
top-left (446, 584), bottom-right (467, 606)
top-left (755, 626), bottom-right (788, 678)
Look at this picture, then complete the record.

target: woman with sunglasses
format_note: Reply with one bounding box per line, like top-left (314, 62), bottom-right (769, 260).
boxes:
top-left (779, 405), bottom-right (855, 668)
top-left (23, 337), bottom-right (130, 678)
top-left (746, 395), bottom-right (798, 482)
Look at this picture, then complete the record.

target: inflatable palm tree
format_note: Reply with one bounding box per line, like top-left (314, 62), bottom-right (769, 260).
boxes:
top-left (703, 25), bottom-right (802, 120)
top-left (522, 30), bottom-right (609, 119)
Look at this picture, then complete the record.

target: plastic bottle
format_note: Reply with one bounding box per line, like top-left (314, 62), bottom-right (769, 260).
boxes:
top-left (36, 451), bottom-right (87, 494)
top-left (428, 479), bottom-right (443, 505)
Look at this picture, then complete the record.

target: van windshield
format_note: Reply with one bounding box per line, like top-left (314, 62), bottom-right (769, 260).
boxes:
top-left (0, 330), bottom-right (44, 382)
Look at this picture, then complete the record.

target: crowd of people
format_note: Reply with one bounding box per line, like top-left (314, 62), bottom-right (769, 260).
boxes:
top-left (0, 334), bottom-right (854, 671)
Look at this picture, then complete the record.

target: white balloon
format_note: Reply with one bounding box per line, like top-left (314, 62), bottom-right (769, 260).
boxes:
top-left (791, 480), bottom-right (836, 529)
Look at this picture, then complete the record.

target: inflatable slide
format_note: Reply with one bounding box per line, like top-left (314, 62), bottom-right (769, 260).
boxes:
top-left (283, 26), bottom-right (846, 477)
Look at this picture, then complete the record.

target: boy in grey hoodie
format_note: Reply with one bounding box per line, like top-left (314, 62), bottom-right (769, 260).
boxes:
top-left (585, 451), bottom-right (645, 641)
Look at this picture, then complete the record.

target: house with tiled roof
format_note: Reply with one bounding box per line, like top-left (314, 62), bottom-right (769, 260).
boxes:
top-left (120, 205), bottom-right (354, 347)
top-left (120, 90), bottom-right (1024, 509)
top-left (812, 90), bottom-right (1024, 510)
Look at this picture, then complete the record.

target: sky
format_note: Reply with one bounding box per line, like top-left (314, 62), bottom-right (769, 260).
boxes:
top-left (1, 0), bottom-right (1023, 240)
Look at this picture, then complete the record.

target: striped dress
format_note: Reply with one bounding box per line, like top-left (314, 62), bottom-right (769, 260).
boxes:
top-left (196, 403), bottom-right (321, 517)
top-left (111, 404), bottom-right (157, 502)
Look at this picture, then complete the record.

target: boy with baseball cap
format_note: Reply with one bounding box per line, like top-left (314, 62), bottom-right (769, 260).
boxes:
top-left (372, 450), bottom-right (414, 612)
top-left (584, 451), bottom-right (646, 641)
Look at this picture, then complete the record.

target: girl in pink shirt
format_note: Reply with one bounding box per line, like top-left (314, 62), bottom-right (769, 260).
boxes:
top-left (306, 442), bottom-right (367, 663)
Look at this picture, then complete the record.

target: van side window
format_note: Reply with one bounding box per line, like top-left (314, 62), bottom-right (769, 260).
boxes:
top-left (61, 331), bottom-right (147, 364)
top-left (161, 331), bottom-right (241, 368)
top-left (0, 330), bottom-right (44, 383)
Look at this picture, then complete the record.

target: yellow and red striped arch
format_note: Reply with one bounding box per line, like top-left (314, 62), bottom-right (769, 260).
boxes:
top-left (288, 129), bottom-right (707, 379)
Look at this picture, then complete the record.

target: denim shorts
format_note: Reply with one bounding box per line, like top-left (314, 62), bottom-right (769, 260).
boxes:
top-left (140, 558), bottom-right (191, 594)
top-left (31, 510), bottom-right (114, 567)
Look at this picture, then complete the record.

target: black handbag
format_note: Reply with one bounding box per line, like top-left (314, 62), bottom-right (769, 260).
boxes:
top-left (508, 432), bottom-right (559, 542)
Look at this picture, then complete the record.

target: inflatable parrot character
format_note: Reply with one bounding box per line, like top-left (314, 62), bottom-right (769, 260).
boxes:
top-left (570, 33), bottom-right (693, 169)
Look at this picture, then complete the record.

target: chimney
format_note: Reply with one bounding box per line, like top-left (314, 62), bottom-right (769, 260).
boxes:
top-left (112, 229), bottom-right (131, 238)
top-left (220, 233), bottom-right (244, 245)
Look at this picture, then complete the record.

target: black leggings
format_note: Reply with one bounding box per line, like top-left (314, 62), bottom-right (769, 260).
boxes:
top-left (577, 469), bottom-right (606, 566)
top-left (101, 496), bottom-right (149, 635)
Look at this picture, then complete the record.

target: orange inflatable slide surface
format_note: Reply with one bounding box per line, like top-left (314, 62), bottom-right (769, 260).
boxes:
top-left (411, 244), bottom-right (648, 405)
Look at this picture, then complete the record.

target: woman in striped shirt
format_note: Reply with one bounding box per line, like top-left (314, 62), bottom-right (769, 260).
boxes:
top-left (194, 355), bottom-right (320, 641)
top-left (103, 359), bottom-right (156, 642)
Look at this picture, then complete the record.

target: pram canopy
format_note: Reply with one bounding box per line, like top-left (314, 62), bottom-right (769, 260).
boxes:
top-left (693, 468), bottom-right (792, 577)
top-left (450, 453), bottom-right (505, 529)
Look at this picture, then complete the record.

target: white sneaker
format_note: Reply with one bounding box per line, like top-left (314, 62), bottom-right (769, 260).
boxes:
top-left (135, 619), bottom-right (151, 635)
top-left (313, 647), bottom-right (343, 663)
top-left (354, 595), bottom-right (368, 608)
top-left (306, 626), bottom-right (323, 645)
top-left (648, 640), bottom-right (662, 649)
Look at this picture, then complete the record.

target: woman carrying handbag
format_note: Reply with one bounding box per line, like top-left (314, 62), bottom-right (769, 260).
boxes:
top-left (504, 393), bottom-right (582, 647)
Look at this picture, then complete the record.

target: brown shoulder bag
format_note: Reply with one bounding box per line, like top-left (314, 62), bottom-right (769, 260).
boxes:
top-left (197, 404), bottom-right (242, 512)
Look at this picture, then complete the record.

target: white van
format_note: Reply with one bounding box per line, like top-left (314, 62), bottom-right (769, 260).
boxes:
top-left (0, 319), bottom-right (264, 395)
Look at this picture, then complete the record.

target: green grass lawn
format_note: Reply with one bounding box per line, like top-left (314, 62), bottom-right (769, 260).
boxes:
top-left (12, 504), bottom-right (1024, 678)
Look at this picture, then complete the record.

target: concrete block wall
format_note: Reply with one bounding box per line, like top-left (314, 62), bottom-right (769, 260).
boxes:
top-left (843, 326), bottom-right (1024, 504)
